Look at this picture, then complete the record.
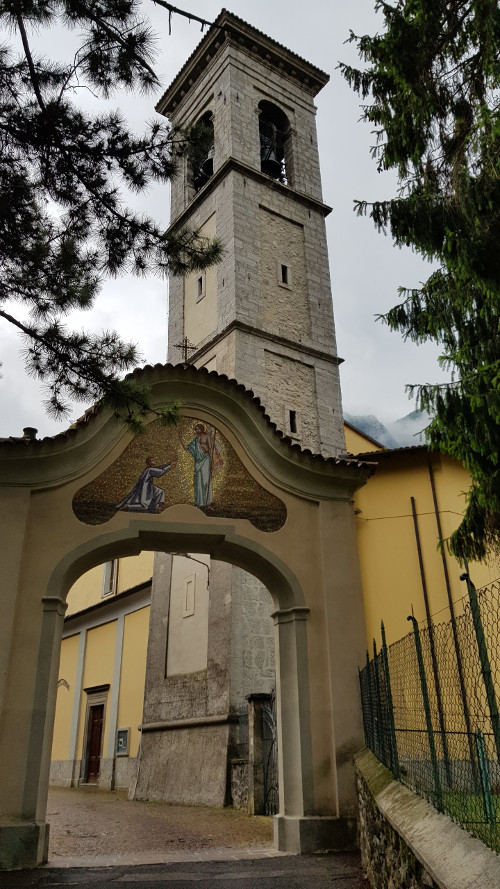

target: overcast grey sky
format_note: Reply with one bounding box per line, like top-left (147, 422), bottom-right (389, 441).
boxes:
top-left (0, 1), bottom-right (448, 438)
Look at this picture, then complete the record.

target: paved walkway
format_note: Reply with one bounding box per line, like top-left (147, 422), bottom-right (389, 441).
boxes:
top-left (0, 788), bottom-right (370, 887)
top-left (46, 787), bottom-right (274, 866)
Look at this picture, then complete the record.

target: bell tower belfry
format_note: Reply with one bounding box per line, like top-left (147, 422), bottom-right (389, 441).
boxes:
top-left (158, 9), bottom-right (344, 456)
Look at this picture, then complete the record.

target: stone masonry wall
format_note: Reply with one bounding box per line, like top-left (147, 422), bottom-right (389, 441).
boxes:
top-left (355, 747), bottom-right (500, 889)
top-left (356, 757), bottom-right (438, 889)
top-left (133, 724), bottom-right (232, 806)
top-left (264, 352), bottom-right (318, 450)
top-left (228, 566), bottom-right (275, 709)
top-left (258, 207), bottom-right (310, 341)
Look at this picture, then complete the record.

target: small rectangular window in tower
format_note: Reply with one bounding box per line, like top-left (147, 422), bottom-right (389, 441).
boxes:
top-left (277, 260), bottom-right (292, 289)
top-left (286, 408), bottom-right (300, 438)
top-left (102, 560), bottom-right (118, 598)
top-left (196, 272), bottom-right (206, 302)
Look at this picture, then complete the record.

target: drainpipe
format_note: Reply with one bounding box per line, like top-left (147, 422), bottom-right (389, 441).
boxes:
top-left (427, 457), bottom-right (478, 785)
top-left (411, 496), bottom-right (451, 782)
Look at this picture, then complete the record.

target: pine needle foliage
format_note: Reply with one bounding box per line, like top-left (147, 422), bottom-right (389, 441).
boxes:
top-left (340, 0), bottom-right (500, 561)
top-left (0, 0), bottom-right (222, 429)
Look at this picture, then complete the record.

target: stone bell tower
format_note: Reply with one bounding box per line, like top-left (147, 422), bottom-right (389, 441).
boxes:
top-left (158, 9), bottom-right (344, 455)
top-left (133, 11), bottom-right (347, 815)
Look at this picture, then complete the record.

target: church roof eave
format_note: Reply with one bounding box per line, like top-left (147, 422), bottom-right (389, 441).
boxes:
top-left (156, 8), bottom-right (329, 117)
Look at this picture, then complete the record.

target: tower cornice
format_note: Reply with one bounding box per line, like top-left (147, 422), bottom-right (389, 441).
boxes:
top-left (156, 9), bottom-right (329, 117)
top-left (183, 320), bottom-right (344, 369)
top-left (167, 156), bottom-right (332, 235)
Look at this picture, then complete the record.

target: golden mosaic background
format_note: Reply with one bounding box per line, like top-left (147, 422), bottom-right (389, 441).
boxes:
top-left (73, 416), bottom-right (286, 531)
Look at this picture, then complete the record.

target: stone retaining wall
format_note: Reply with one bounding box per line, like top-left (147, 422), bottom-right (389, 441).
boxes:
top-left (355, 747), bottom-right (500, 889)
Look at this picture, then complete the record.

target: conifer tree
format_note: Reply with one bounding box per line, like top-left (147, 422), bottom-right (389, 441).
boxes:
top-left (0, 0), bottom-right (221, 428)
top-left (340, 0), bottom-right (500, 561)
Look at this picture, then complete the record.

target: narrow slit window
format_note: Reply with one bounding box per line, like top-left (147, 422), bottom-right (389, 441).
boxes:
top-left (289, 410), bottom-right (297, 435)
top-left (277, 260), bottom-right (292, 288)
top-left (196, 272), bottom-right (206, 302)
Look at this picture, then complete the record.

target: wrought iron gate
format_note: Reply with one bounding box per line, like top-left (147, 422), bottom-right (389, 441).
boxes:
top-left (262, 688), bottom-right (279, 815)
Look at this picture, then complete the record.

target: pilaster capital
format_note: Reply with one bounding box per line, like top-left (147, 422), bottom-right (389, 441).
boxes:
top-left (271, 605), bottom-right (309, 625)
top-left (41, 596), bottom-right (67, 617)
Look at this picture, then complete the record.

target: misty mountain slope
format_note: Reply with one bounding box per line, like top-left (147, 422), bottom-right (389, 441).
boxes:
top-left (344, 410), bottom-right (430, 449)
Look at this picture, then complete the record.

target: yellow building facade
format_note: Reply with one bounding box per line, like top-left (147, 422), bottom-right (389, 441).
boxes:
top-left (344, 426), bottom-right (497, 648)
top-left (50, 554), bottom-right (153, 789)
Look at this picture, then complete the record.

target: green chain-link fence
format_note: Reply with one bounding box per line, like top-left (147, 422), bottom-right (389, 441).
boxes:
top-left (359, 575), bottom-right (500, 854)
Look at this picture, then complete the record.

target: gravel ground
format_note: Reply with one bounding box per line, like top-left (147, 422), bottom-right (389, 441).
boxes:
top-left (47, 787), bottom-right (273, 859)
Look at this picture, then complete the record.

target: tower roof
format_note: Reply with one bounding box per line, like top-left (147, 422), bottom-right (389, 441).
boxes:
top-left (156, 8), bottom-right (330, 116)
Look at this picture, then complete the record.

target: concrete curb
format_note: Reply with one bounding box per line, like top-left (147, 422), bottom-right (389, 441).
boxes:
top-left (43, 847), bottom-right (292, 869)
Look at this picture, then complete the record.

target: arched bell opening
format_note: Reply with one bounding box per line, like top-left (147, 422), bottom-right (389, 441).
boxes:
top-left (258, 101), bottom-right (292, 185)
top-left (188, 110), bottom-right (215, 193)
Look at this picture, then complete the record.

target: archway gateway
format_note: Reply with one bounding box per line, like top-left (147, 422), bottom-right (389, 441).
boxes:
top-left (0, 365), bottom-right (372, 869)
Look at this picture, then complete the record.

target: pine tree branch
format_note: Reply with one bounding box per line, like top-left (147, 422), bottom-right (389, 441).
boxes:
top-left (0, 308), bottom-right (42, 342)
top-left (149, 0), bottom-right (215, 33)
top-left (81, 8), bottom-right (158, 85)
top-left (0, 0), bottom-right (223, 427)
top-left (15, 10), bottom-right (45, 111)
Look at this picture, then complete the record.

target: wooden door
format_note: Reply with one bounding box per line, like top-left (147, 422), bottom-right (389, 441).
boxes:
top-left (86, 704), bottom-right (104, 783)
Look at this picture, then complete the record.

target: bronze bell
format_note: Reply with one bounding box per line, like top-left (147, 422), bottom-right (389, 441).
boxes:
top-left (201, 145), bottom-right (214, 179)
top-left (260, 120), bottom-right (282, 179)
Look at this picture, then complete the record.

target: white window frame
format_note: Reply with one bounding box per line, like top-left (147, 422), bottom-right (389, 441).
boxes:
top-left (101, 560), bottom-right (118, 598)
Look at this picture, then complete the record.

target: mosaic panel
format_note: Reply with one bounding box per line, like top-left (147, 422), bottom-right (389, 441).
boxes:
top-left (73, 416), bottom-right (286, 532)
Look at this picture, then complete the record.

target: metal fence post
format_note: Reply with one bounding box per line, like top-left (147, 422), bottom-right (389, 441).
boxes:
top-left (359, 653), bottom-right (370, 749)
top-left (407, 615), bottom-right (443, 810)
top-left (475, 729), bottom-right (496, 826)
top-left (372, 639), bottom-right (386, 764)
top-left (461, 570), bottom-right (500, 763)
top-left (381, 621), bottom-right (400, 779)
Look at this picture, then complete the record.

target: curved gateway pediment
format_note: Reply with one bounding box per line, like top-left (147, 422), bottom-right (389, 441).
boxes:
top-left (0, 364), bottom-right (374, 869)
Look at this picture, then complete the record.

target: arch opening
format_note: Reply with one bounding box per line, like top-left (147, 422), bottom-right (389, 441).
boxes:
top-left (45, 523), bottom-right (306, 860)
top-left (188, 110), bottom-right (215, 193)
top-left (258, 101), bottom-right (292, 185)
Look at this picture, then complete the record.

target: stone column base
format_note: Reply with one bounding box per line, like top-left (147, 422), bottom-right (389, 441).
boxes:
top-left (98, 757), bottom-right (115, 791)
top-left (274, 814), bottom-right (358, 854)
top-left (0, 820), bottom-right (50, 870)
